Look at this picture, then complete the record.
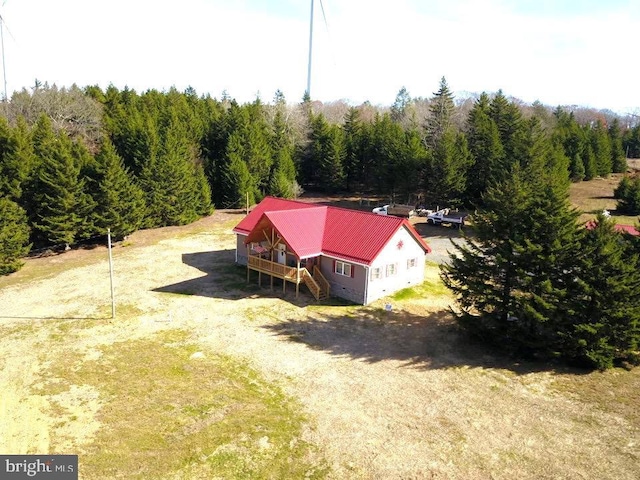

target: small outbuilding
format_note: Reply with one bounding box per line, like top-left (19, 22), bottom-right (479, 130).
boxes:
top-left (233, 197), bottom-right (431, 304)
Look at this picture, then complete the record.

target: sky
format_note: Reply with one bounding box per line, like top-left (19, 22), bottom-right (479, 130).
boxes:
top-left (1, 0), bottom-right (638, 113)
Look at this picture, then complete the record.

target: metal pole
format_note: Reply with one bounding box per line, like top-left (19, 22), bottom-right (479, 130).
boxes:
top-left (0, 18), bottom-right (7, 112)
top-left (107, 228), bottom-right (115, 319)
top-left (306, 0), bottom-right (314, 98)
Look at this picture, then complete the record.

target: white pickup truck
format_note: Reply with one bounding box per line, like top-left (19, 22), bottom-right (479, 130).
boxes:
top-left (372, 204), bottom-right (415, 217)
top-left (426, 208), bottom-right (467, 227)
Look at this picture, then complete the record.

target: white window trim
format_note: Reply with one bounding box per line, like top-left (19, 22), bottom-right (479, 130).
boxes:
top-left (407, 258), bottom-right (418, 268)
top-left (386, 263), bottom-right (398, 277)
top-left (371, 267), bottom-right (382, 280)
top-left (335, 261), bottom-right (352, 277)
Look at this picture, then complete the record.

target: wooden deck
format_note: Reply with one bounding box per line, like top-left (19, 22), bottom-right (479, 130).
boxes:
top-left (247, 256), bottom-right (330, 300)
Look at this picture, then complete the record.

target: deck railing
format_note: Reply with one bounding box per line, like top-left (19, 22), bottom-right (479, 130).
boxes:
top-left (248, 256), bottom-right (299, 280)
top-left (313, 266), bottom-right (330, 299)
top-left (247, 255), bottom-right (330, 301)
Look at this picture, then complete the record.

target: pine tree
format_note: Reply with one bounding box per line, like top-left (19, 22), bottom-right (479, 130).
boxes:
top-left (591, 120), bottom-right (612, 177)
top-left (614, 176), bottom-right (640, 215)
top-left (553, 109), bottom-right (587, 182)
top-left (609, 118), bottom-right (627, 173)
top-left (0, 196), bottom-right (31, 275)
top-left (91, 138), bottom-right (145, 238)
top-left (465, 93), bottom-right (504, 205)
top-left (425, 129), bottom-right (470, 208)
top-left (582, 143), bottom-right (597, 181)
top-left (441, 167), bottom-right (534, 348)
top-left (223, 133), bottom-right (256, 207)
top-left (193, 162), bottom-right (214, 216)
top-left (342, 107), bottom-right (365, 192)
top-left (489, 90), bottom-right (526, 171)
top-left (4, 117), bottom-right (37, 202)
top-left (441, 164), bottom-right (582, 358)
top-left (140, 120), bottom-right (199, 227)
top-left (391, 86), bottom-right (413, 127)
top-left (424, 77), bottom-right (455, 149)
top-left (566, 214), bottom-right (640, 368)
top-left (31, 130), bottom-right (95, 248)
top-left (308, 113), bottom-right (345, 192)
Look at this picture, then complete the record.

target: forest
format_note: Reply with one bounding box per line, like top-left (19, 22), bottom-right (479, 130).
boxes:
top-left (1, 78), bottom-right (640, 275)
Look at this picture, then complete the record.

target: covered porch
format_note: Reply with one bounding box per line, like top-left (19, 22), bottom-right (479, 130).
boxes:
top-left (246, 253), bottom-right (329, 300)
top-left (243, 208), bottom-right (331, 301)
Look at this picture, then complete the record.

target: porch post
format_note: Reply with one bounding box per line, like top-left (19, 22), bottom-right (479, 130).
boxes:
top-left (246, 245), bottom-right (250, 283)
top-left (296, 259), bottom-right (300, 298)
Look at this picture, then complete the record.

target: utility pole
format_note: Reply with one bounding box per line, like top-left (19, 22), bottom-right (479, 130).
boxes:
top-left (306, 0), bottom-right (314, 99)
top-left (107, 228), bottom-right (116, 319)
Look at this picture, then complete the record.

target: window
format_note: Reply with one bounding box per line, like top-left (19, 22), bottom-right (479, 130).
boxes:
top-left (386, 263), bottom-right (397, 276)
top-left (335, 261), bottom-right (352, 277)
top-left (371, 267), bottom-right (382, 280)
top-left (407, 258), bottom-right (417, 268)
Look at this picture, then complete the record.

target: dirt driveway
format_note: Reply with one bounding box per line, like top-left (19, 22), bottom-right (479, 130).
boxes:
top-left (1, 210), bottom-right (638, 479)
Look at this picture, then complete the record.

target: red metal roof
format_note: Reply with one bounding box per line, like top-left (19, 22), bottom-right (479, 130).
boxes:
top-left (233, 197), bottom-right (317, 235)
top-left (235, 197), bottom-right (431, 264)
top-left (585, 220), bottom-right (640, 236)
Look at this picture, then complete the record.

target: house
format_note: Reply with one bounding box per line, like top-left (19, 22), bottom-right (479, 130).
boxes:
top-left (585, 220), bottom-right (640, 236)
top-left (232, 197), bottom-right (431, 305)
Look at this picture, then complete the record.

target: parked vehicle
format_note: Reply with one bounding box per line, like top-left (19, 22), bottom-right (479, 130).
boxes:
top-left (372, 204), bottom-right (415, 217)
top-left (426, 208), bottom-right (467, 227)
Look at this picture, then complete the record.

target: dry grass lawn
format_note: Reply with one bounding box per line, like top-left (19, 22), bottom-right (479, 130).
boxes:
top-left (1, 198), bottom-right (639, 479)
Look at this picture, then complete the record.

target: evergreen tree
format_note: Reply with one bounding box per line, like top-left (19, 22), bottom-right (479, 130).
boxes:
top-left (442, 164), bottom-right (582, 358)
top-left (489, 90), bottom-right (526, 171)
top-left (91, 138), bottom-right (146, 238)
top-left (342, 107), bottom-right (365, 192)
top-left (398, 128), bottom-right (428, 198)
top-left (424, 77), bottom-right (455, 149)
top-left (623, 124), bottom-right (640, 158)
top-left (609, 118), bottom-right (627, 173)
top-left (140, 120), bottom-right (200, 227)
top-left (582, 143), bottom-right (597, 180)
top-left (569, 153), bottom-right (586, 182)
top-left (465, 93), bottom-right (504, 205)
top-left (268, 148), bottom-right (297, 198)
top-left (425, 129), bottom-right (470, 208)
top-left (223, 132), bottom-right (257, 207)
top-left (308, 113), bottom-right (345, 191)
top-left (590, 120), bottom-right (612, 177)
top-left (614, 176), bottom-right (640, 215)
top-left (553, 108), bottom-right (587, 182)
top-left (391, 86), bottom-right (414, 127)
top-left (193, 162), bottom-right (214, 216)
top-left (31, 130), bottom-right (95, 248)
top-left (567, 214), bottom-right (640, 368)
top-left (0, 196), bottom-right (31, 275)
top-left (442, 167), bottom-right (534, 347)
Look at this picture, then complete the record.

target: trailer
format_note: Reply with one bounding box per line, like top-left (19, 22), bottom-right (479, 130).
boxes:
top-left (372, 204), bottom-right (415, 217)
top-left (426, 208), bottom-right (467, 227)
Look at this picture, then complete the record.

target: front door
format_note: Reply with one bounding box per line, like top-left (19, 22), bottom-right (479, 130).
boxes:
top-left (277, 243), bottom-right (286, 265)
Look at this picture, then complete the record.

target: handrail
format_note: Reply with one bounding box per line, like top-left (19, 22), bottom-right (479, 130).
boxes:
top-left (247, 256), bottom-right (329, 300)
top-left (302, 269), bottom-right (320, 299)
top-left (248, 256), bottom-right (300, 280)
top-left (313, 266), bottom-right (330, 295)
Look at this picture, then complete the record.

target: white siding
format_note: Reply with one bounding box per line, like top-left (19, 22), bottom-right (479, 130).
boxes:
top-left (364, 226), bottom-right (426, 304)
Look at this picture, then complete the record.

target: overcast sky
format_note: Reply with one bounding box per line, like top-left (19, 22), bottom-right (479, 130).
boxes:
top-left (2, 0), bottom-right (638, 112)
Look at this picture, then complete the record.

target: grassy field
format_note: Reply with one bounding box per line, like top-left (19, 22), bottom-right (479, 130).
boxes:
top-left (569, 171), bottom-right (639, 225)
top-left (0, 181), bottom-right (639, 479)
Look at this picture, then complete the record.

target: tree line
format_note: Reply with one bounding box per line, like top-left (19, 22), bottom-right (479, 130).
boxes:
top-left (1, 80), bottom-right (639, 275)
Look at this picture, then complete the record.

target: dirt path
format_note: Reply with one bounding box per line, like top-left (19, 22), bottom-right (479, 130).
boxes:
top-left (1, 211), bottom-right (638, 479)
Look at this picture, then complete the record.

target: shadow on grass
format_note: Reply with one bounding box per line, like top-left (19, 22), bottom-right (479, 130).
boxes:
top-left (262, 306), bottom-right (583, 375)
top-left (153, 249), bottom-right (325, 305)
top-left (0, 315), bottom-right (109, 321)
